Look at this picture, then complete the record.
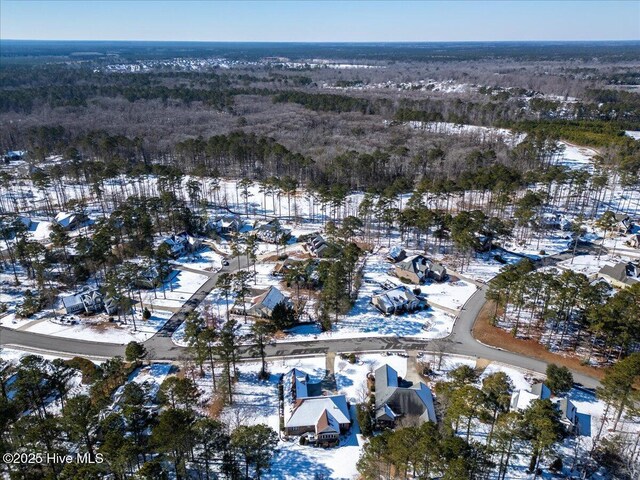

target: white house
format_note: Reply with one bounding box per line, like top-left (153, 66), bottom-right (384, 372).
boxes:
top-left (162, 232), bottom-right (202, 258)
top-left (510, 383), bottom-right (551, 411)
top-left (371, 285), bottom-right (422, 315)
top-left (61, 288), bottom-right (117, 315)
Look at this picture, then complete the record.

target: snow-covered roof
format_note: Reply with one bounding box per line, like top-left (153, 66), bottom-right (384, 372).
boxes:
top-left (286, 395), bottom-right (350, 429)
top-left (510, 383), bottom-right (550, 411)
top-left (284, 368), bottom-right (310, 400)
top-left (373, 285), bottom-right (418, 312)
top-left (55, 212), bottom-right (76, 228)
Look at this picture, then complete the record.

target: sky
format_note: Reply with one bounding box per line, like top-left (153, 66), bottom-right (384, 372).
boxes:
top-left (1, 0), bottom-right (638, 42)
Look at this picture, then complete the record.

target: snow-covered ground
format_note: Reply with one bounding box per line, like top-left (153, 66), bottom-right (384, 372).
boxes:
top-left (200, 355), bottom-right (364, 480)
top-left (172, 246), bottom-right (224, 273)
top-left (406, 121), bottom-right (526, 147)
top-left (555, 254), bottom-right (617, 278)
top-left (0, 268), bottom-right (208, 344)
top-left (286, 250), bottom-right (474, 342)
top-left (139, 269), bottom-right (210, 313)
top-left (334, 353), bottom-right (407, 403)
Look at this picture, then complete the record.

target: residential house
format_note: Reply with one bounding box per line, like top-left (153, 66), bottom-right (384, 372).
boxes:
top-left (374, 364), bottom-right (436, 428)
top-left (162, 232), bottom-right (202, 258)
top-left (387, 246), bottom-right (407, 263)
top-left (208, 215), bottom-right (243, 235)
top-left (395, 255), bottom-right (447, 284)
top-left (282, 368), bottom-right (351, 444)
top-left (255, 219), bottom-right (290, 243)
top-left (613, 213), bottom-right (633, 234)
top-left (306, 234), bottom-right (331, 258)
top-left (626, 234), bottom-right (640, 249)
top-left (55, 211), bottom-right (88, 231)
top-left (371, 285), bottom-right (423, 315)
top-left (510, 383), bottom-right (552, 412)
top-left (134, 266), bottom-right (161, 289)
top-left (597, 262), bottom-right (640, 289)
top-left (558, 397), bottom-right (578, 430)
top-left (3, 150), bottom-right (26, 163)
top-left (244, 286), bottom-right (293, 318)
top-left (61, 288), bottom-right (117, 315)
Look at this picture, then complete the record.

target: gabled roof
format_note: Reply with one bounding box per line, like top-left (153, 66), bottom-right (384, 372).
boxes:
top-left (252, 286), bottom-right (287, 311)
top-left (55, 212), bottom-right (77, 228)
top-left (315, 409), bottom-right (340, 435)
top-left (559, 397), bottom-right (577, 424)
top-left (286, 395), bottom-right (350, 428)
top-left (374, 364), bottom-right (436, 423)
top-left (397, 254), bottom-right (429, 274)
top-left (599, 262), bottom-right (640, 286)
top-left (510, 383), bottom-right (551, 411)
top-left (530, 382), bottom-right (551, 399)
top-left (375, 364), bottom-right (399, 393)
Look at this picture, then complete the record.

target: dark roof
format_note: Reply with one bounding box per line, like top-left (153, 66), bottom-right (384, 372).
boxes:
top-left (599, 262), bottom-right (640, 286)
top-left (530, 382), bottom-right (551, 399)
top-left (375, 364), bottom-right (398, 394)
top-left (374, 364), bottom-right (436, 423)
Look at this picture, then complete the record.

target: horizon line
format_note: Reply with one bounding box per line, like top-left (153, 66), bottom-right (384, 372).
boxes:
top-left (2, 38), bottom-right (640, 44)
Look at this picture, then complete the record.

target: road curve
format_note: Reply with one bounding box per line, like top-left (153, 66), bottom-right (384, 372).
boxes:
top-left (0, 251), bottom-right (602, 389)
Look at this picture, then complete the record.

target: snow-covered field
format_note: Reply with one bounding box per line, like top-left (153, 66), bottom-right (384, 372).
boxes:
top-left (406, 121), bottom-right (527, 146)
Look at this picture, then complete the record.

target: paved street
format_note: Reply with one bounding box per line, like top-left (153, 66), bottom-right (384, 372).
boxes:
top-left (0, 250), bottom-right (603, 389)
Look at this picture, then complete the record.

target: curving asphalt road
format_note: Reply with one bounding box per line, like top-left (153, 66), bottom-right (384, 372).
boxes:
top-left (0, 250), bottom-right (602, 389)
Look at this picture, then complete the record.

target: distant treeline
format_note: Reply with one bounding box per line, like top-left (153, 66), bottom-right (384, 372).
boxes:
top-left (273, 91), bottom-right (390, 114)
top-left (3, 40), bottom-right (640, 62)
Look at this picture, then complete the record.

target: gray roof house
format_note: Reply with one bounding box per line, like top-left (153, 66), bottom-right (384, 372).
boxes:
top-left (558, 398), bottom-right (578, 428)
top-left (374, 364), bottom-right (436, 428)
top-left (395, 255), bottom-right (447, 284)
top-left (256, 219), bottom-right (290, 243)
top-left (306, 235), bottom-right (331, 258)
top-left (283, 368), bottom-right (350, 443)
top-left (387, 246), bottom-right (407, 263)
top-left (371, 285), bottom-right (422, 315)
top-left (61, 288), bottom-right (117, 316)
top-left (597, 262), bottom-right (640, 289)
top-left (208, 215), bottom-right (243, 235)
top-left (162, 232), bottom-right (202, 258)
top-left (55, 211), bottom-right (88, 231)
top-left (246, 286), bottom-right (293, 318)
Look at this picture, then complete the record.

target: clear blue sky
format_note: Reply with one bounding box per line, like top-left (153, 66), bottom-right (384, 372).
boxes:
top-left (1, 0), bottom-right (638, 42)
